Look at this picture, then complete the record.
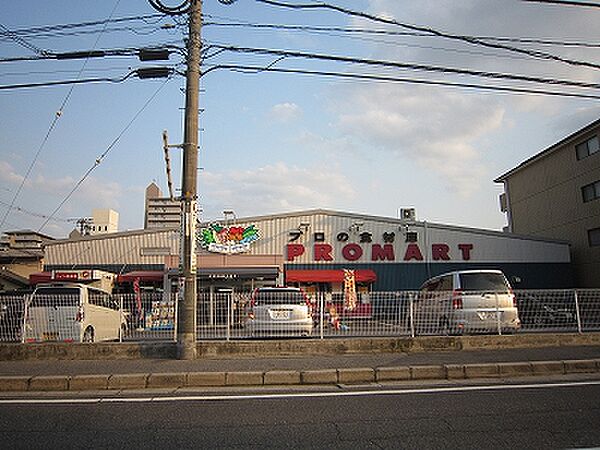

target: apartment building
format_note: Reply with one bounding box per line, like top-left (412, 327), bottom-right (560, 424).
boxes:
top-left (144, 182), bottom-right (181, 230)
top-left (495, 117), bottom-right (600, 287)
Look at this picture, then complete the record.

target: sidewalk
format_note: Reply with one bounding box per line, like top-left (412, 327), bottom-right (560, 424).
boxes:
top-left (1, 344), bottom-right (599, 392)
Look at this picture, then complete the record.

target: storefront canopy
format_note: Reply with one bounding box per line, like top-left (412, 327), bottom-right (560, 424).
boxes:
top-left (29, 272), bottom-right (52, 285)
top-left (285, 269), bottom-right (377, 283)
top-left (117, 271), bottom-right (165, 283)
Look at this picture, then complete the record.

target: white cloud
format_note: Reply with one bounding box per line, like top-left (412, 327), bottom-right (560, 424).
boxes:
top-left (332, 83), bottom-right (504, 196)
top-left (269, 102), bottom-right (302, 123)
top-left (0, 161), bottom-right (26, 186)
top-left (200, 162), bottom-right (355, 219)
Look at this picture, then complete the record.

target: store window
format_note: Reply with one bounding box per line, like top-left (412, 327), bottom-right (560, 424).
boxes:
top-left (576, 135), bottom-right (599, 160)
top-left (582, 180), bottom-right (600, 203)
top-left (589, 227), bottom-right (600, 247)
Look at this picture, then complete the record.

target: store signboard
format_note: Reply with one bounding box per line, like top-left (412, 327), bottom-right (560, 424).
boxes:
top-left (197, 223), bottom-right (260, 255)
top-left (52, 269), bottom-right (98, 281)
top-left (286, 242), bottom-right (474, 263)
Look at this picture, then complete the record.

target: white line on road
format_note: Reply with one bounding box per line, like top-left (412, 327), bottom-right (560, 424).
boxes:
top-left (1, 379), bottom-right (600, 405)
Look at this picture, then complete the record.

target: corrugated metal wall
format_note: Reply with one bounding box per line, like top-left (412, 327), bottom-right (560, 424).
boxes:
top-left (44, 210), bottom-right (573, 288)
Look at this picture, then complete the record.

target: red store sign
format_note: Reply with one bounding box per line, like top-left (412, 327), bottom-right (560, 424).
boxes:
top-left (286, 242), bottom-right (474, 262)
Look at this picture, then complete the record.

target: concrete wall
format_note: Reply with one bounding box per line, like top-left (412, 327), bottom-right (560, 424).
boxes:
top-left (503, 123), bottom-right (600, 287)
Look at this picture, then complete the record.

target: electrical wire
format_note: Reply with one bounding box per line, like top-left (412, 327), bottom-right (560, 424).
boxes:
top-left (0, 0), bottom-right (123, 232)
top-left (210, 45), bottom-right (600, 91)
top-left (36, 73), bottom-right (175, 233)
top-left (0, 199), bottom-right (76, 223)
top-left (0, 70), bottom-right (137, 90)
top-left (253, 0), bottom-right (600, 71)
top-left (522, 0), bottom-right (600, 6)
top-left (2, 14), bottom-right (166, 38)
top-left (148, 0), bottom-right (192, 15)
top-left (0, 23), bottom-right (49, 56)
top-left (201, 63), bottom-right (600, 100)
top-left (203, 17), bottom-right (600, 49)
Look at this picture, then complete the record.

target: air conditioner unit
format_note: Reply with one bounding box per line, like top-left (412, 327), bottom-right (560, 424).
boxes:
top-left (400, 208), bottom-right (416, 221)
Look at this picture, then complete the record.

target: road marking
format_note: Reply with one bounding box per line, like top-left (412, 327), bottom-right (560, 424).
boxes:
top-left (1, 379), bottom-right (600, 405)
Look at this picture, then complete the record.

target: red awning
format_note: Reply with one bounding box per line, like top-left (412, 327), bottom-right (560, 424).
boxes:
top-left (29, 272), bottom-right (52, 285)
top-left (285, 269), bottom-right (377, 283)
top-left (117, 271), bottom-right (165, 283)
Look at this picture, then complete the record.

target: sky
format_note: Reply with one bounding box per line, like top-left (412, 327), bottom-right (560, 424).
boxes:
top-left (1, 0), bottom-right (600, 238)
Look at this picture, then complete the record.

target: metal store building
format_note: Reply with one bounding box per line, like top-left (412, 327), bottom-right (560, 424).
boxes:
top-left (41, 209), bottom-right (572, 292)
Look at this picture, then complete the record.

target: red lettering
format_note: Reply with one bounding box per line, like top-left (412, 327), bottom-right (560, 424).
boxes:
top-left (403, 243), bottom-right (424, 261)
top-left (342, 243), bottom-right (363, 261)
top-left (286, 244), bottom-right (305, 262)
top-left (371, 244), bottom-right (395, 261)
top-left (432, 243), bottom-right (450, 261)
top-left (314, 243), bottom-right (334, 261)
top-left (458, 243), bottom-right (473, 261)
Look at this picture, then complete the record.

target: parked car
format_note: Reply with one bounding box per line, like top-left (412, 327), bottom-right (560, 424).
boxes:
top-left (24, 283), bottom-right (124, 343)
top-left (245, 287), bottom-right (313, 337)
top-left (516, 293), bottom-right (578, 328)
top-left (417, 270), bottom-right (521, 335)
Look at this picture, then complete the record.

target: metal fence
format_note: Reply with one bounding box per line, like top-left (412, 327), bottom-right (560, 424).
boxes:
top-left (1, 289), bottom-right (599, 343)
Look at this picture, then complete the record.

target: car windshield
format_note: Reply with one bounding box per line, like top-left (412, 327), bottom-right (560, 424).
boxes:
top-left (254, 290), bottom-right (306, 306)
top-left (459, 273), bottom-right (509, 292)
top-left (30, 287), bottom-right (80, 307)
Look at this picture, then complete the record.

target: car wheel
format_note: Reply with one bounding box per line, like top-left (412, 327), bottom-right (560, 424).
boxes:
top-left (83, 326), bottom-right (95, 343)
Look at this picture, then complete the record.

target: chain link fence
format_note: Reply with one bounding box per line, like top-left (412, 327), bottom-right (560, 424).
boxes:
top-left (1, 289), bottom-right (600, 342)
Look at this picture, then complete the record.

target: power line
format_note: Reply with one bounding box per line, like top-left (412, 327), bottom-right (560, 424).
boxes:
top-left (204, 17), bottom-right (600, 49)
top-left (0, 0), bottom-right (124, 232)
top-left (253, 0), bottom-right (600, 71)
top-left (0, 199), bottom-right (76, 223)
top-left (522, 0), bottom-right (600, 6)
top-left (1, 13), bottom-right (166, 39)
top-left (0, 70), bottom-right (138, 90)
top-left (211, 44), bottom-right (600, 91)
top-left (202, 63), bottom-right (600, 100)
top-left (36, 73), bottom-right (175, 233)
top-left (0, 43), bottom-right (184, 64)
top-left (0, 23), bottom-right (49, 56)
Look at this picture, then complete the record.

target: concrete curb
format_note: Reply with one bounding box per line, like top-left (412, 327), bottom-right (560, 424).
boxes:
top-left (1, 359), bottom-right (599, 392)
top-left (2, 333), bottom-right (600, 361)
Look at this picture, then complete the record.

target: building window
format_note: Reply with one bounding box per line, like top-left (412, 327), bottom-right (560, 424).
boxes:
top-left (576, 135), bottom-right (599, 160)
top-left (582, 180), bottom-right (600, 203)
top-left (589, 227), bottom-right (600, 247)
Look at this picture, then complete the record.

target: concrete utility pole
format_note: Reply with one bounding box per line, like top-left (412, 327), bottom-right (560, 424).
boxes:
top-left (178, 0), bottom-right (202, 359)
top-left (147, 0), bottom-right (201, 359)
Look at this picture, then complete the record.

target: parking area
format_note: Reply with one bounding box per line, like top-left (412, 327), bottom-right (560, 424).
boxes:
top-left (1, 289), bottom-right (599, 343)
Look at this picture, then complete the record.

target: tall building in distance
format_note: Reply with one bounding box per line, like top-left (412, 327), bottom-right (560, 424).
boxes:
top-left (144, 182), bottom-right (181, 230)
top-left (90, 209), bottom-right (119, 235)
top-left (495, 117), bottom-right (600, 287)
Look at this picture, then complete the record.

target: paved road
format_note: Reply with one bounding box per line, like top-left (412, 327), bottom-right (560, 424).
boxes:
top-left (1, 377), bottom-right (599, 449)
top-left (1, 345), bottom-right (599, 376)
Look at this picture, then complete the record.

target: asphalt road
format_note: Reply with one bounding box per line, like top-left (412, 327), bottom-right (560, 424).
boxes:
top-left (1, 378), bottom-right (599, 449)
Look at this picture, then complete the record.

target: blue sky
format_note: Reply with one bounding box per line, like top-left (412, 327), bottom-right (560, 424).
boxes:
top-left (1, 0), bottom-right (600, 238)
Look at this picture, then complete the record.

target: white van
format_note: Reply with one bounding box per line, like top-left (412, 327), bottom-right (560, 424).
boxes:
top-left (417, 270), bottom-right (521, 335)
top-left (24, 283), bottom-right (123, 343)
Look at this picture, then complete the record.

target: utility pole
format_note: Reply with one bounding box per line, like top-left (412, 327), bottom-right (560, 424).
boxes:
top-left (147, 0), bottom-right (201, 359)
top-left (179, 0), bottom-right (202, 359)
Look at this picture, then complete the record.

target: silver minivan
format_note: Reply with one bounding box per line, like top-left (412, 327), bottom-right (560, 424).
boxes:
top-left (417, 270), bottom-right (521, 335)
top-left (24, 283), bottom-right (124, 343)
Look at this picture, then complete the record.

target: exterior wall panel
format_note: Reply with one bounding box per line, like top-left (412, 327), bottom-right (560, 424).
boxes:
top-left (45, 210), bottom-right (572, 290)
top-left (498, 119), bottom-right (600, 287)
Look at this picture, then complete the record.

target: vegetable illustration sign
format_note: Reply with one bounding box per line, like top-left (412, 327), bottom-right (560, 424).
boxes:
top-left (198, 223), bottom-right (260, 254)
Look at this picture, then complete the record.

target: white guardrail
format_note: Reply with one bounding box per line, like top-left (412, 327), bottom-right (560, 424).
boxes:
top-left (0, 289), bottom-right (599, 342)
